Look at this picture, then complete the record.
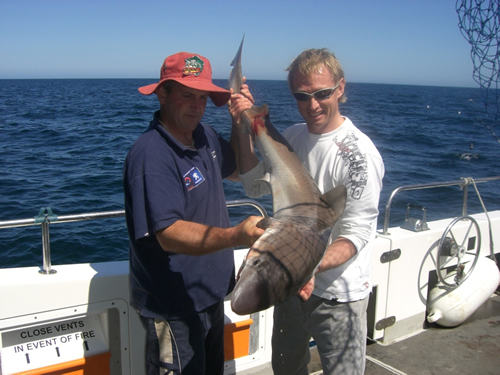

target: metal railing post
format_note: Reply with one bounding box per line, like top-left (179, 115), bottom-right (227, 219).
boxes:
top-left (462, 184), bottom-right (469, 216)
top-left (40, 219), bottom-right (56, 274)
top-left (35, 207), bottom-right (58, 275)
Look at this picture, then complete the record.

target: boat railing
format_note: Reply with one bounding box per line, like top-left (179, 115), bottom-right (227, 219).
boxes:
top-left (382, 176), bottom-right (500, 235)
top-left (0, 199), bottom-right (268, 275)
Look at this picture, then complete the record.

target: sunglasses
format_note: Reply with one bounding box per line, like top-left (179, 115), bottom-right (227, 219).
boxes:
top-left (292, 80), bottom-right (342, 102)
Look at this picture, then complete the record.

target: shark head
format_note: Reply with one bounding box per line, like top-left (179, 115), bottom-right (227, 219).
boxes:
top-left (231, 248), bottom-right (293, 315)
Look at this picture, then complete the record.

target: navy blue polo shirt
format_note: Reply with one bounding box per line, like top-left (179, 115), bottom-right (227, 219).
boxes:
top-left (123, 112), bottom-right (237, 319)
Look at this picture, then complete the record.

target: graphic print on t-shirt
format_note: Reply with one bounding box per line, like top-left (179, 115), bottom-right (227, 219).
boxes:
top-left (184, 167), bottom-right (206, 191)
top-left (335, 132), bottom-right (368, 200)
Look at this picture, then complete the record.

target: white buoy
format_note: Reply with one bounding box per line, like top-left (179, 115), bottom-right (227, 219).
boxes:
top-left (427, 256), bottom-right (499, 327)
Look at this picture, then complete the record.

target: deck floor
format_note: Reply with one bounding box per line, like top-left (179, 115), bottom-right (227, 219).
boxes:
top-left (308, 292), bottom-right (500, 375)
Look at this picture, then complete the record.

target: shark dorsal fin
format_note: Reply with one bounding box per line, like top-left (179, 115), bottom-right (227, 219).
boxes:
top-left (321, 185), bottom-right (347, 219)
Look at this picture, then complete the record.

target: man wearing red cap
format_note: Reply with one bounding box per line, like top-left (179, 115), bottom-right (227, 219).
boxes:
top-left (123, 52), bottom-right (262, 375)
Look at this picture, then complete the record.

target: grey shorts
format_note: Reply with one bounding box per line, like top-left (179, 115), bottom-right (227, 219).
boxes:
top-left (272, 295), bottom-right (368, 375)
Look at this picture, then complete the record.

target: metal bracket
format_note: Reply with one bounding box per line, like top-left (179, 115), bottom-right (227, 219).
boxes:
top-left (34, 207), bottom-right (58, 224)
top-left (401, 204), bottom-right (429, 232)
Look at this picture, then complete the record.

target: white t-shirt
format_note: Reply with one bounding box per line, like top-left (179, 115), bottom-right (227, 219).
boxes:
top-left (240, 117), bottom-right (384, 302)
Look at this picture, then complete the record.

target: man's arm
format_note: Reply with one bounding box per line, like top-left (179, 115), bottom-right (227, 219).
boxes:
top-left (298, 237), bottom-right (357, 301)
top-left (317, 237), bottom-right (357, 273)
top-left (156, 216), bottom-right (264, 255)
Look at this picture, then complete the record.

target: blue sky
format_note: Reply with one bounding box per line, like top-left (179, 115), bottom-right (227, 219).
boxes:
top-left (1, 0), bottom-right (478, 87)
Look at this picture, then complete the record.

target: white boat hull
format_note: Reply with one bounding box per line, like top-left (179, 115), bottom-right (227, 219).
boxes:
top-left (1, 210), bottom-right (499, 373)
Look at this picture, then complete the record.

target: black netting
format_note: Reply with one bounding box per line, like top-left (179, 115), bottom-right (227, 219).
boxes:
top-left (457, 0), bottom-right (500, 143)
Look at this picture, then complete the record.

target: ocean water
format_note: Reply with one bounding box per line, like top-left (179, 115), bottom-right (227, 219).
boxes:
top-left (1, 79), bottom-right (499, 268)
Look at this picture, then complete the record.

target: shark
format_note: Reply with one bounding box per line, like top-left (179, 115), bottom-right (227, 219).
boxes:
top-left (229, 37), bottom-right (347, 315)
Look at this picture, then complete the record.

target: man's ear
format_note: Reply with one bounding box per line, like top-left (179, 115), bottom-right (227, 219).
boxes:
top-left (157, 86), bottom-right (167, 105)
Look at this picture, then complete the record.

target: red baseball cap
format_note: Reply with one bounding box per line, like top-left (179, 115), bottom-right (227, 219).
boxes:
top-left (138, 52), bottom-right (231, 107)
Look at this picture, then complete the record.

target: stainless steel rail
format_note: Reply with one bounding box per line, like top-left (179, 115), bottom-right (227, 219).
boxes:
top-left (382, 176), bottom-right (500, 235)
top-left (4, 175), bottom-right (499, 272)
top-left (0, 199), bottom-right (268, 275)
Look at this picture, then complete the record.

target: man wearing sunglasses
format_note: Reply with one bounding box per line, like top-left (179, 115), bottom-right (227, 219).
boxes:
top-left (235, 48), bottom-right (384, 374)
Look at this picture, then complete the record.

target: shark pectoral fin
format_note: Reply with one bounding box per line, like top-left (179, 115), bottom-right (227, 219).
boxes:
top-left (256, 172), bottom-right (271, 184)
top-left (322, 185), bottom-right (347, 217)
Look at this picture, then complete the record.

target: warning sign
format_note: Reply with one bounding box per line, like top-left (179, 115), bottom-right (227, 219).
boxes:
top-left (1, 314), bottom-right (109, 374)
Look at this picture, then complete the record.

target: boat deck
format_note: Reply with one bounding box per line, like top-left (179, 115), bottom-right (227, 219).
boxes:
top-left (309, 291), bottom-right (500, 375)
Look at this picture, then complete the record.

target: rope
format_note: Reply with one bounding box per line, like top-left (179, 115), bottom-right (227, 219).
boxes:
top-left (456, 0), bottom-right (500, 144)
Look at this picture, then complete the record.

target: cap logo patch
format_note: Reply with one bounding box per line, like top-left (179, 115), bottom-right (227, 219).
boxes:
top-left (183, 56), bottom-right (204, 76)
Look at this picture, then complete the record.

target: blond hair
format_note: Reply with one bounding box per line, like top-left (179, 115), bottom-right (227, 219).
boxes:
top-left (287, 48), bottom-right (347, 103)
